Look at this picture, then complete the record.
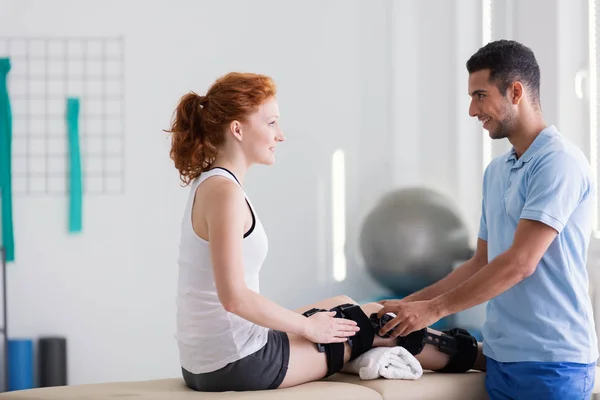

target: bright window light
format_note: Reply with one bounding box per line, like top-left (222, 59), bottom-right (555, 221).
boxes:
top-left (590, 0), bottom-right (599, 236)
top-left (332, 149), bottom-right (346, 282)
top-left (482, 0), bottom-right (493, 172)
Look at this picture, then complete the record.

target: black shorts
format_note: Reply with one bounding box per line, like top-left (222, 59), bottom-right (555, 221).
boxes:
top-left (182, 330), bottom-right (290, 392)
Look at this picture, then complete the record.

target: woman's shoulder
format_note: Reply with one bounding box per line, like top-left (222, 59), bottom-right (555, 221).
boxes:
top-left (195, 174), bottom-right (246, 210)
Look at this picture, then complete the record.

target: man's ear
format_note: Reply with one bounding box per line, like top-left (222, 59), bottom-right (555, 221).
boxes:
top-left (510, 81), bottom-right (524, 105)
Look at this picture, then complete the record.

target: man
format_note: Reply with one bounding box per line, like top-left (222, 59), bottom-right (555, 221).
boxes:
top-left (377, 40), bottom-right (599, 398)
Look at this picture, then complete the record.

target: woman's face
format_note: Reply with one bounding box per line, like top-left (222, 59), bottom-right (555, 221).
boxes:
top-left (239, 97), bottom-right (285, 166)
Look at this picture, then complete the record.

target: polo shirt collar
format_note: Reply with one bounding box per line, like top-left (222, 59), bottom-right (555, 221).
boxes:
top-left (505, 125), bottom-right (559, 168)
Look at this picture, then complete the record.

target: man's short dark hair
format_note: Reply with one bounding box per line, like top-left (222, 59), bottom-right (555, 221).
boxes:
top-left (466, 40), bottom-right (541, 106)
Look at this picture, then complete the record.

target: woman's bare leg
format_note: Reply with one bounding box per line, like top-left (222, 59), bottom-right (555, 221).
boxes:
top-left (279, 295), bottom-right (366, 387)
top-left (280, 296), bottom-right (482, 388)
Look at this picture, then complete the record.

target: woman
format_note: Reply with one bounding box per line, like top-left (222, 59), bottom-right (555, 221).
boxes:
top-left (167, 72), bottom-right (484, 392)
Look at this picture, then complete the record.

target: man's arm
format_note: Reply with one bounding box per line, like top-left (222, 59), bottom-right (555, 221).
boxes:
top-left (401, 238), bottom-right (488, 302)
top-left (434, 151), bottom-right (589, 316)
top-left (379, 219), bottom-right (558, 338)
top-left (432, 219), bottom-right (557, 316)
top-left (378, 151), bottom-right (589, 338)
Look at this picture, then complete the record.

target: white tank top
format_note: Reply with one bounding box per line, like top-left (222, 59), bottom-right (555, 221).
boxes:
top-left (175, 168), bottom-right (269, 374)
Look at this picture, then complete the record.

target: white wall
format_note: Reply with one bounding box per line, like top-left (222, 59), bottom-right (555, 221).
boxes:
top-left (0, 0), bottom-right (522, 386)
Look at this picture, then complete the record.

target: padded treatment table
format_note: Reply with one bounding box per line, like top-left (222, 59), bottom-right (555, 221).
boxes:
top-left (329, 368), bottom-right (600, 399)
top-left (2, 368), bottom-right (600, 400)
top-left (0, 379), bottom-right (381, 400)
top-left (328, 371), bottom-right (493, 399)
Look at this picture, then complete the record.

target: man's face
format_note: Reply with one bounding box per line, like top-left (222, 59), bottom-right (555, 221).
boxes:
top-left (468, 69), bottom-right (517, 139)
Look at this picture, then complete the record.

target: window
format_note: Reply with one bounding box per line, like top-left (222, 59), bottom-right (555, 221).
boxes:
top-left (332, 149), bottom-right (346, 282)
top-left (589, 0), bottom-right (600, 236)
top-left (482, 0), bottom-right (493, 171)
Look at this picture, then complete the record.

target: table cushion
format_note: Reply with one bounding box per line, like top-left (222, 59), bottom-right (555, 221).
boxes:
top-left (0, 378), bottom-right (383, 400)
top-left (328, 367), bottom-right (600, 399)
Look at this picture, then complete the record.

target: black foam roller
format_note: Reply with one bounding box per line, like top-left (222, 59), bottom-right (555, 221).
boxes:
top-left (38, 337), bottom-right (67, 387)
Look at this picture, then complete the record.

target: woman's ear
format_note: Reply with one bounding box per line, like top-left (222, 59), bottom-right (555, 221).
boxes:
top-left (229, 120), bottom-right (243, 141)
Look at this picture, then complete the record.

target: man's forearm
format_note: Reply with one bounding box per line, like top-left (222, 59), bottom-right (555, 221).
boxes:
top-left (403, 257), bottom-right (485, 302)
top-left (432, 250), bottom-right (531, 316)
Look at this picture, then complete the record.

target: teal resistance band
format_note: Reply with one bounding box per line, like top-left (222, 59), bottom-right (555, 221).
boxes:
top-left (0, 58), bottom-right (14, 261)
top-left (66, 98), bottom-right (82, 233)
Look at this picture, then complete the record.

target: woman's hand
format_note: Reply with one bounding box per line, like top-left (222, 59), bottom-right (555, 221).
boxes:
top-left (303, 311), bottom-right (360, 343)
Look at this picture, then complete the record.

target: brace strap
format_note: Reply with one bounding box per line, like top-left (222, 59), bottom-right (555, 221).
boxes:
top-left (329, 303), bottom-right (375, 360)
top-left (301, 307), bottom-right (345, 377)
top-left (434, 328), bottom-right (478, 373)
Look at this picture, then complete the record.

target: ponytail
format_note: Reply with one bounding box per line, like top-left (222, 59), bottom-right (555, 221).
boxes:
top-left (166, 92), bottom-right (217, 185)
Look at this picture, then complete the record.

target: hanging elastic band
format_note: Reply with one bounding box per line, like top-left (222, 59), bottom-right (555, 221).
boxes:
top-left (0, 58), bottom-right (14, 262)
top-left (66, 98), bottom-right (82, 233)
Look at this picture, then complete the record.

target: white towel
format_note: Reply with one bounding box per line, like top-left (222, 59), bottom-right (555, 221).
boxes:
top-left (341, 346), bottom-right (423, 380)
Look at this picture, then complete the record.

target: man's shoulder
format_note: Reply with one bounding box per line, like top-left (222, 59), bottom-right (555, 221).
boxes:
top-left (526, 144), bottom-right (594, 198)
top-left (532, 143), bottom-right (590, 177)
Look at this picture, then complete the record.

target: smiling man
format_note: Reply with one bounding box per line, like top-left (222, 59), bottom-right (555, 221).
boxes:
top-left (377, 40), bottom-right (599, 398)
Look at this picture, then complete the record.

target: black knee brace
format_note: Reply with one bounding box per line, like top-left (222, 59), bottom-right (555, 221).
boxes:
top-left (370, 313), bottom-right (478, 373)
top-left (433, 328), bottom-right (479, 373)
top-left (302, 303), bottom-right (375, 377)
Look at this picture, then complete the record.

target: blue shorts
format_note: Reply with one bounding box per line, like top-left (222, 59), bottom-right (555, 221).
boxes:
top-left (485, 357), bottom-right (596, 399)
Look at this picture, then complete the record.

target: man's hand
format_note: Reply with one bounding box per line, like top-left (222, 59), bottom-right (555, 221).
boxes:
top-left (376, 300), bottom-right (442, 338)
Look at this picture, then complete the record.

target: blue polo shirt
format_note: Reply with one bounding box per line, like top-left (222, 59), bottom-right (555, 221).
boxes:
top-left (479, 125), bottom-right (599, 364)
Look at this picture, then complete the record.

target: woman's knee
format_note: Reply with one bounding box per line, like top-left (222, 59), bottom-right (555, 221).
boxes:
top-left (360, 302), bottom-right (383, 316)
top-left (330, 295), bottom-right (356, 306)
top-left (294, 295), bottom-right (357, 314)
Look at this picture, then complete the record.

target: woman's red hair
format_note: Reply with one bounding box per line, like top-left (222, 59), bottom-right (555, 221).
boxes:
top-left (166, 72), bottom-right (277, 185)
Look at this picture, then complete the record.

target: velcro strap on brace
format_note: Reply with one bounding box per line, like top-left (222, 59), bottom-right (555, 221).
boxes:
top-left (329, 303), bottom-right (375, 361)
top-left (434, 328), bottom-right (478, 373)
top-left (322, 342), bottom-right (345, 377)
top-left (397, 328), bottom-right (428, 355)
top-left (301, 307), bottom-right (346, 377)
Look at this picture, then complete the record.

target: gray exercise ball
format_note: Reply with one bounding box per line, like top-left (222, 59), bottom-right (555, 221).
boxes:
top-left (359, 187), bottom-right (473, 296)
